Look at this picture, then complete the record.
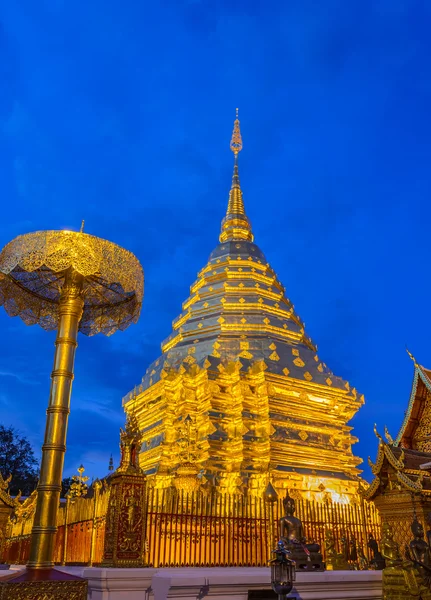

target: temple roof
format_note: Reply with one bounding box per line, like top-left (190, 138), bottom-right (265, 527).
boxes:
top-left (395, 352), bottom-right (431, 448)
top-left (364, 354), bottom-right (431, 501)
top-left (124, 113), bottom-right (361, 404)
top-left (363, 427), bottom-right (431, 500)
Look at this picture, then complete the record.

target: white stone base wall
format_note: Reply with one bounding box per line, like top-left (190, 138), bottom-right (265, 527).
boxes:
top-left (1, 566), bottom-right (382, 599)
top-left (80, 567), bottom-right (382, 600)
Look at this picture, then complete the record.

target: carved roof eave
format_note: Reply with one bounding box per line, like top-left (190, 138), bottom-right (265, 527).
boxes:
top-left (368, 438), bottom-right (404, 475)
top-left (361, 475), bottom-right (381, 500)
top-left (0, 488), bottom-right (19, 508)
top-left (364, 435), bottom-right (410, 500)
top-left (12, 490), bottom-right (37, 519)
top-left (396, 470), bottom-right (423, 493)
top-left (395, 364), bottom-right (431, 446)
top-left (368, 443), bottom-right (385, 475)
top-left (363, 463), bottom-right (424, 501)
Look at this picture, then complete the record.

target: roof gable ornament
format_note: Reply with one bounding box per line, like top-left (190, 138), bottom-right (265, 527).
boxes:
top-left (406, 347), bottom-right (418, 368)
top-left (394, 349), bottom-right (431, 447)
top-left (384, 426), bottom-right (394, 445)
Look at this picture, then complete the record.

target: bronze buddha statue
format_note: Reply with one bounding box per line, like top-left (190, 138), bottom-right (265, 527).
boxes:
top-left (409, 519), bottom-right (431, 568)
top-left (381, 522), bottom-right (403, 569)
top-left (279, 490), bottom-right (324, 571)
top-left (324, 528), bottom-right (349, 570)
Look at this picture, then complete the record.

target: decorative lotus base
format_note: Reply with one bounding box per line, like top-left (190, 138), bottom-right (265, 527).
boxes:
top-left (0, 568), bottom-right (87, 600)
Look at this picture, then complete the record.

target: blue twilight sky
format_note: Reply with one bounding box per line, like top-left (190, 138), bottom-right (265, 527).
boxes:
top-left (0, 0), bottom-right (430, 483)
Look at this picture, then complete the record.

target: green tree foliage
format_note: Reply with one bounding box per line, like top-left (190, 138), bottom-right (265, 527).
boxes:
top-left (0, 425), bottom-right (38, 496)
top-left (61, 477), bottom-right (73, 498)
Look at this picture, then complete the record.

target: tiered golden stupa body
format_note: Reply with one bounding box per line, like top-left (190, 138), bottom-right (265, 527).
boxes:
top-left (123, 112), bottom-right (364, 501)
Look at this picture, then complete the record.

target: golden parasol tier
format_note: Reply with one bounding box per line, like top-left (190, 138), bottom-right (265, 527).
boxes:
top-left (0, 230), bottom-right (143, 336)
top-left (0, 230), bottom-right (143, 592)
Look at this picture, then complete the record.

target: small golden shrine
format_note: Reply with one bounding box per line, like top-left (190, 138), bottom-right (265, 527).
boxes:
top-left (123, 112), bottom-right (365, 501)
top-left (364, 351), bottom-right (431, 547)
top-left (102, 412), bottom-right (147, 567)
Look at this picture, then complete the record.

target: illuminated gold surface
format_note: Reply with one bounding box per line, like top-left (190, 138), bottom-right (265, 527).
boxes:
top-left (0, 229), bottom-right (144, 336)
top-left (124, 114), bottom-right (364, 503)
top-left (27, 268), bottom-right (84, 569)
top-left (4, 484), bottom-right (380, 568)
top-left (220, 110), bottom-right (253, 243)
top-left (0, 230), bottom-right (144, 571)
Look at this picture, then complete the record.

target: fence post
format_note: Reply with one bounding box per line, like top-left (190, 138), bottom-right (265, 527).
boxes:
top-left (61, 496), bottom-right (70, 566)
top-left (89, 480), bottom-right (102, 566)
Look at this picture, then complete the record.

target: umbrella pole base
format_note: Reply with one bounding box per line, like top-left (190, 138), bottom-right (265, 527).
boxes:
top-left (0, 567), bottom-right (87, 600)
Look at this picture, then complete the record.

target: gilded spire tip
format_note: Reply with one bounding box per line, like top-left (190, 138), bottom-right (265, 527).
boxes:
top-left (230, 109), bottom-right (242, 155)
top-left (219, 109), bottom-right (253, 243)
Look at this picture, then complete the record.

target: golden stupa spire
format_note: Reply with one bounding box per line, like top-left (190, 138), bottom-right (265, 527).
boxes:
top-left (219, 109), bottom-right (254, 243)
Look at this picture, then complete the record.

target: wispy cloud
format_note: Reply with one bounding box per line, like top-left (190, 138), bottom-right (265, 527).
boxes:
top-left (0, 371), bottom-right (40, 385)
top-left (73, 396), bottom-right (124, 424)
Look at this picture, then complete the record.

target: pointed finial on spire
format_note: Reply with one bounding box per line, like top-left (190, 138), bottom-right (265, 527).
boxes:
top-left (219, 109), bottom-right (254, 243)
top-left (108, 454), bottom-right (114, 472)
top-left (230, 109), bottom-right (243, 155)
top-left (406, 347), bottom-right (419, 367)
top-left (80, 220), bottom-right (85, 233)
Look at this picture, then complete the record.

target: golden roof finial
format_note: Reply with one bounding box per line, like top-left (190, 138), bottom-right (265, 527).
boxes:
top-left (230, 108), bottom-right (243, 155)
top-left (219, 109), bottom-right (253, 243)
top-left (406, 347), bottom-right (418, 368)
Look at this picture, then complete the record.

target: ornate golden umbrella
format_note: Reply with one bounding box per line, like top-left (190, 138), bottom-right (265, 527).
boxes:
top-left (0, 228), bottom-right (143, 599)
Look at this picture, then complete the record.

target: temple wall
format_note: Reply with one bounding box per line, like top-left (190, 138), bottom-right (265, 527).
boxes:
top-left (373, 491), bottom-right (431, 550)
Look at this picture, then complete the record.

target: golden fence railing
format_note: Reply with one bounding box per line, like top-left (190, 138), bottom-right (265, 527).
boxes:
top-left (2, 486), bottom-right (380, 567)
top-left (144, 489), bottom-right (380, 567)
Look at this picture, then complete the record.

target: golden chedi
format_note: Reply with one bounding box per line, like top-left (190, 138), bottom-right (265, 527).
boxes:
top-left (123, 111), bottom-right (364, 500)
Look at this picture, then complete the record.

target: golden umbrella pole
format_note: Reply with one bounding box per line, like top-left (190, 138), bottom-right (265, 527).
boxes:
top-left (0, 229), bottom-right (144, 599)
top-left (28, 268), bottom-right (84, 569)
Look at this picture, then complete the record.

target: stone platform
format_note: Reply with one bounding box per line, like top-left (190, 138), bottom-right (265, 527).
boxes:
top-left (1, 566), bottom-right (383, 599)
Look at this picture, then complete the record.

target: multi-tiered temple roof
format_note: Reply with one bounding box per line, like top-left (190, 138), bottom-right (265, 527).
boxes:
top-left (124, 112), bottom-right (364, 499)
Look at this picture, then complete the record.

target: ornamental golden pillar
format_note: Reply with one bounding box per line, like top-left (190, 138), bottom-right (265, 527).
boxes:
top-left (28, 268), bottom-right (84, 569)
top-left (0, 228), bottom-right (143, 599)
